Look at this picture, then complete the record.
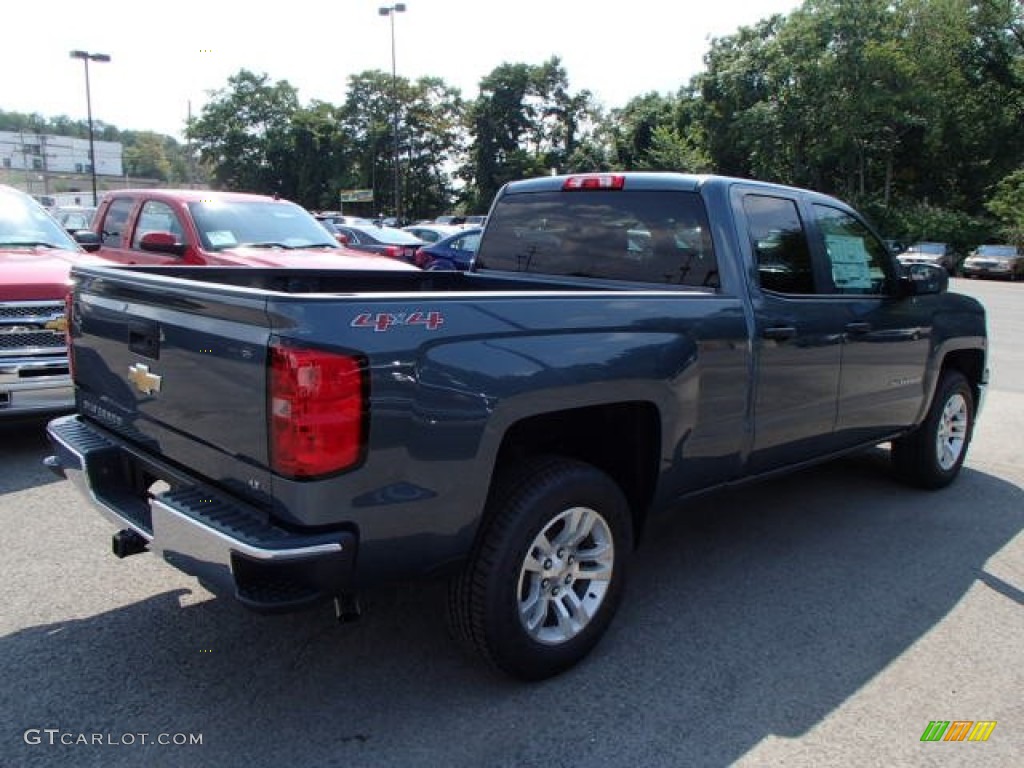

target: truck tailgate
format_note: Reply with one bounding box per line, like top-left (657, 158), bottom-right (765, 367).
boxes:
top-left (70, 269), bottom-right (274, 500)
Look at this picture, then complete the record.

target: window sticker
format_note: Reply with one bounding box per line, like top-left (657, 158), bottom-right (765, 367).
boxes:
top-left (826, 234), bottom-right (873, 289)
top-left (207, 230), bottom-right (237, 247)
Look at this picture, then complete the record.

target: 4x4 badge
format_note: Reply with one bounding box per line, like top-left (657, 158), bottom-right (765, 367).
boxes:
top-left (128, 363), bottom-right (162, 395)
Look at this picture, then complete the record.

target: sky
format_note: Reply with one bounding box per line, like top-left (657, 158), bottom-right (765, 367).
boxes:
top-left (3, 0), bottom-right (802, 141)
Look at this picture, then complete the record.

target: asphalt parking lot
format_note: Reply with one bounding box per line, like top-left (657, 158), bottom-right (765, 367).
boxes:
top-left (1, 278), bottom-right (1021, 767)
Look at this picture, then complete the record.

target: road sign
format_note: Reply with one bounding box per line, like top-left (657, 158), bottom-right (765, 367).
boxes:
top-left (339, 189), bottom-right (374, 203)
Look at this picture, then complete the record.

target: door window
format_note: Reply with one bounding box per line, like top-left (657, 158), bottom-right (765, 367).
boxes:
top-left (811, 204), bottom-right (893, 295)
top-left (743, 195), bottom-right (814, 294)
top-left (100, 198), bottom-right (134, 247)
top-left (132, 200), bottom-right (185, 248)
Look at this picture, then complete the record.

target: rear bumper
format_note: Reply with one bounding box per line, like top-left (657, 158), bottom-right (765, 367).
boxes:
top-left (46, 414), bottom-right (357, 612)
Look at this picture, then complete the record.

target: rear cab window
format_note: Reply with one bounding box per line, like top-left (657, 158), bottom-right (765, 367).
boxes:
top-left (476, 189), bottom-right (719, 289)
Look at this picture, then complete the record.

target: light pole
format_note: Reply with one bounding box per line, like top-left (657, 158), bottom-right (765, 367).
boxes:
top-left (378, 3), bottom-right (405, 223)
top-left (69, 49), bottom-right (111, 206)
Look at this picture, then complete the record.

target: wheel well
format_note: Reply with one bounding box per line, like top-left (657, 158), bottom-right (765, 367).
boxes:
top-left (491, 402), bottom-right (660, 539)
top-left (941, 349), bottom-right (985, 408)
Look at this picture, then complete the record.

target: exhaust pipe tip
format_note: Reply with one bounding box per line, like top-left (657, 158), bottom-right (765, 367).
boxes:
top-left (112, 529), bottom-right (148, 559)
top-left (43, 455), bottom-right (66, 479)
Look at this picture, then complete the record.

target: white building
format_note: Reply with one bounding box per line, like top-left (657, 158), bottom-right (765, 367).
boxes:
top-left (0, 131), bottom-right (123, 177)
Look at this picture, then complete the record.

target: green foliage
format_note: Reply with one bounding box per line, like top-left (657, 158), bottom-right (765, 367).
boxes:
top-left (461, 57), bottom-right (599, 211)
top-left (6, 0), bottom-right (1022, 233)
top-left (986, 168), bottom-right (1024, 245)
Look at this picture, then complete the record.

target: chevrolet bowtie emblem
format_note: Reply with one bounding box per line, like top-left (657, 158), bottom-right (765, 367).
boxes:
top-left (128, 363), bottom-right (162, 395)
top-left (44, 317), bottom-right (68, 332)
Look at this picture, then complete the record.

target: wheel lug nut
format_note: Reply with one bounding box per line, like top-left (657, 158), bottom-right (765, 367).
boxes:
top-left (543, 559), bottom-right (553, 570)
top-left (567, 555), bottom-right (575, 565)
top-left (541, 578), bottom-right (550, 588)
top-left (564, 575), bottom-right (572, 584)
top-left (552, 587), bottom-right (560, 596)
top-left (557, 548), bottom-right (565, 558)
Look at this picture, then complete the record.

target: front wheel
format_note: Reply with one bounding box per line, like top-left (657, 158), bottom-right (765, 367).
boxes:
top-left (447, 456), bottom-right (633, 681)
top-left (891, 370), bottom-right (975, 489)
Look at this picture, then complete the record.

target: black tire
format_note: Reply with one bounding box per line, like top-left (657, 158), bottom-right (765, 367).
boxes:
top-left (447, 456), bottom-right (632, 681)
top-left (891, 370), bottom-right (975, 489)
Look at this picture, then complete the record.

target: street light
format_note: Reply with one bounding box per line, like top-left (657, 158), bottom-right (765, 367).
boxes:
top-left (69, 49), bottom-right (111, 206)
top-left (378, 3), bottom-right (406, 223)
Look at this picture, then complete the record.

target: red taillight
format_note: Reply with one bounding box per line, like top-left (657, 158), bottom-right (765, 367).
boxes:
top-left (413, 247), bottom-right (429, 268)
top-left (269, 342), bottom-right (366, 478)
top-left (562, 174), bottom-right (625, 191)
top-left (383, 245), bottom-right (402, 260)
top-left (64, 291), bottom-right (75, 381)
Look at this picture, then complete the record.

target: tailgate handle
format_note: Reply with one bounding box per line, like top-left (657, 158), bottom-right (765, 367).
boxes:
top-left (129, 324), bottom-right (161, 359)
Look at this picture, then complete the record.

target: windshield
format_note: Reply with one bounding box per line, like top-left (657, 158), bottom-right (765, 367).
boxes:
top-left (0, 188), bottom-right (81, 249)
top-left (188, 199), bottom-right (339, 251)
top-left (907, 242), bottom-right (945, 254)
top-left (975, 245), bottom-right (1017, 257)
top-left (357, 226), bottom-right (424, 246)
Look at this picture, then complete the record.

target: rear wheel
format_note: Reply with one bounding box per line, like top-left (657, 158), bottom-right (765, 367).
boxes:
top-left (448, 456), bottom-right (632, 681)
top-left (891, 370), bottom-right (975, 489)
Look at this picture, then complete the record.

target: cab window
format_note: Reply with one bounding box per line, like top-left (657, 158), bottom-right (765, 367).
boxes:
top-left (811, 204), bottom-right (893, 295)
top-left (132, 201), bottom-right (185, 248)
top-left (743, 194), bottom-right (814, 295)
top-left (476, 189), bottom-right (718, 289)
top-left (100, 198), bottom-right (134, 247)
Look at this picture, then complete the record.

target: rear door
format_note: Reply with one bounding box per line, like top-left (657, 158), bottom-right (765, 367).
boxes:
top-left (735, 190), bottom-right (848, 473)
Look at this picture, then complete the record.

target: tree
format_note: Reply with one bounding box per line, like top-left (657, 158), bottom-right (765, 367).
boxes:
top-left (122, 131), bottom-right (172, 181)
top-left (462, 58), bottom-right (599, 211)
top-left (986, 167), bottom-right (1024, 244)
top-left (190, 69), bottom-right (301, 193)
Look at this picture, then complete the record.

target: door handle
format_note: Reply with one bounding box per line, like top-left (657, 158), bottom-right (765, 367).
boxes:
top-left (845, 322), bottom-right (872, 334)
top-left (763, 326), bottom-right (796, 341)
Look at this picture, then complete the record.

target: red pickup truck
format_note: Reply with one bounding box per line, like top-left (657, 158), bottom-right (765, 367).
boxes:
top-left (0, 185), bottom-right (105, 417)
top-left (90, 189), bottom-right (417, 270)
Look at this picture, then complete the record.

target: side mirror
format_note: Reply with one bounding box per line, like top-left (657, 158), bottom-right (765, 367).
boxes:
top-left (335, 233), bottom-right (350, 245)
top-left (899, 263), bottom-right (948, 296)
top-left (139, 231), bottom-right (187, 257)
top-left (73, 230), bottom-right (102, 253)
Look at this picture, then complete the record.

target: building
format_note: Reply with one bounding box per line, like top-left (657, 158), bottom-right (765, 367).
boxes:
top-left (0, 131), bottom-right (124, 203)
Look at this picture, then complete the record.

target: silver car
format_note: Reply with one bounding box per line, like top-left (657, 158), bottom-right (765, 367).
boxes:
top-left (960, 244), bottom-right (1024, 281)
top-left (898, 242), bottom-right (957, 274)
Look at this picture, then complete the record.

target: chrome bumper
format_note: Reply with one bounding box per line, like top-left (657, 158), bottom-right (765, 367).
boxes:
top-left (0, 357), bottom-right (72, 416)
top-left (46, 414), bottom-right (357, 612)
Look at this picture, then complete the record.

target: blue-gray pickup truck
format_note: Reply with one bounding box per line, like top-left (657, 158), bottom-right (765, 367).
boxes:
top-left (47, 173), bottom-right (988, 680)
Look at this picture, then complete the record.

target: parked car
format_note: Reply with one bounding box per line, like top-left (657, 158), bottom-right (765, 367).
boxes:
top-left (898, 242), bottom-right (957, 274)
top-left (332, 223), bottom-right (425, 264)
top-left (414, 227), bottom-right (483, 270)
top-left (960, 244), bottom-right (1024, 281)
top-left (0, 185), bottom-right (104, 417)
top-left (89, 190), bottom-right (416, 270)
top-left (315, 212), bottom-right (373, 228)
top-left (52, 205), bottom-right (97, 232)
top-left (401, 223), bottom-right (463, 244)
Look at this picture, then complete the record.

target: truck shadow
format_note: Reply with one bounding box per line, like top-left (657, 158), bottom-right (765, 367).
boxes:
top-left (2, 455), bottom-right (1021, 767)
top-left (0, 416), bottom-right (64, 496)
